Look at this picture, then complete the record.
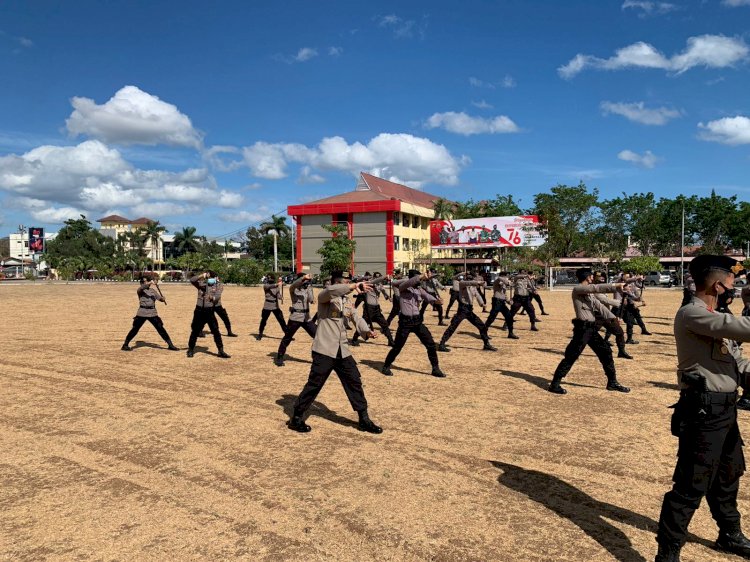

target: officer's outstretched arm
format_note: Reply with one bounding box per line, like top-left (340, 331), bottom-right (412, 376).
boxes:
top-left (684, 308), bottom-right (750, 342)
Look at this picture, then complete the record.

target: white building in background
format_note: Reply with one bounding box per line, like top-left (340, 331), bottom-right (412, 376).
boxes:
top-left (9, 231), bottom-right (57, 260)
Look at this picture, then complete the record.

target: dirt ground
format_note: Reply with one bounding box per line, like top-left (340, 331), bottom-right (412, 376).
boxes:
top-left (1, 282), bottom-right (747, 561)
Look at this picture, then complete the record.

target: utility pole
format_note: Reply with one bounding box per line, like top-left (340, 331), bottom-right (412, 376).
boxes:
top-left (680, 204), bottom-right (685, 285)
top-left (18, 224), bottom-right (26, 278)
top-left (291, 221), bottom-right (295, 273)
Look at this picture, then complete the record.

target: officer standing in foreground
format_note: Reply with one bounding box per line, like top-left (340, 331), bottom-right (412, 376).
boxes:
top-left (288, 270), bottom-right (382, 434)
top-left (655, 255), bottom-right (750, 562)
top-left (547, 268), bottom-right (629, 394)
top-left (121, 273), bottom-right (179, 351)
top-left (256, 274), bottom-right (287, 340)
top-left (438, 272), bottom-right (497, 352)
top-left (275, 273), bottom-right (316, 366)
top-left (187, 271), bottom-right (230, 358)
top-left (484, 272), bottom-right (519, 339)
top-left (419, 268), bottom-right (446, 325)
top-left (381, 269), bottom-right (446, 378)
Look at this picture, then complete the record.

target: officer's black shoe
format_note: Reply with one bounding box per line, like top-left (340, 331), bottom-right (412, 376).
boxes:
top-left (438, 343), bottom-right (450, 352)
top-left (617, 350), bottom-right (633, 360)
top-left (431, 367), bottom-right (447, 378)
top-left (483, 342), bottom-right (498, 352)
top-left (255, 334), bottom-right (263, 341)
top-left (350, 339), bottom-right (360, 346)
top-left (121, 343), bottom-right (132, 351)
top-left (626, 338), bottom-right (639, 345)
top-left (507, 332), bottom-right (520, 340)
top-left (715, 528), bottom-right (750, 558)
top-left (737, 397), bottom-right (750, 411)
top-left (530, 325), bottom-right (539, 332)
top-left (606, 381), bottom-right (631, 393)
top-left (381, 365), bottom-right (394, 376)
top-left (387, 340), bottom-right (395, 348)
top-left (444, 314), bottom-right (450, 319)
top-left (167, 343), bottom-right (179, 351)
top-left (217, 348), bottom-right (230, 359)
top-left (655, 541), bottom-right (681, 562)
top-left (541, 311), bottom-right (550, 316)
top-left (186, 349), bottom-right (194, 358)
top-left (606, 340), bottom-right (614, 347)
top-left (642, 330), bottom-right (653, 336)
top-left (274, 354), bottom-right (285, 367)
top-left (357, 413), bottom-right (383, 434)
top-left (197, 332), bottom-right (206, 338)
top-left (548, 381), bottom-right (567, 395)
top-left (438, 321), bottom-right (446, 326)
top-left (500, 323), bottom-right (507, 331)
top-left (289, 415), bottom-right (311, 433)
top-left (227, 332), bottom-right (238, 337)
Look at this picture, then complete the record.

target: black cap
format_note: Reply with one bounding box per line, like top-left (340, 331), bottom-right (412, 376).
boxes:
top-left (330, 270), bottom-right (351, 282)
top-left (408, 269), bottom-right (421, 278)
top-left (689, 255), bottom-right (742, 279)
top-left (428, 267), bottom-right (437, 274)
top-left (373, 271), bottom-right (382, 277)
top-left (576, 268), bottom-right (593, 282)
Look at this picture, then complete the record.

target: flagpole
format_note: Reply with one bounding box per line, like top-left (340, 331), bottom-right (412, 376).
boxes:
top-left (680, 203), bottom-right (685, 285)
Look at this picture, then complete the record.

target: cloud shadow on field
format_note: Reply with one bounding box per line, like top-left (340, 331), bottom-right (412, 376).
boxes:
top-left (276, 394), bottom-right (358, 429)
top-left (359, 359), bottom-right (432, 377)
top-left (499, 370), bottom-right (598, 390)
top-left (648, 380), bottom-right (679, 391)
top-left (531, 347), bottom-right (564, 356)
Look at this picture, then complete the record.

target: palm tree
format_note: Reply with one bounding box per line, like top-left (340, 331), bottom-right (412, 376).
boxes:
top-left (260, 215), bottom-right (290, 273)
top-left (432, 198), bottom-right (453, 220)
top-left (143, 221), bottom-right (166, 271)
top-left (173, 226), bottom-right (200, 276)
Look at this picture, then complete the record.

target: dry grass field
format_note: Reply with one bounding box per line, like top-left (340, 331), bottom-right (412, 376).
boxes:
top-left (1, 282), bottom-right (747, 561)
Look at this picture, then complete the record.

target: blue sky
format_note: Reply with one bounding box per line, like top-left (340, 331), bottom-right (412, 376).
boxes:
top-left (2, 0), bottom-right (750, 238)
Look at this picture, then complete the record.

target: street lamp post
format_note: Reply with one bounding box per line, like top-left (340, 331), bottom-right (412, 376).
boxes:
top-left (18, 224), bottom-right (26, 278)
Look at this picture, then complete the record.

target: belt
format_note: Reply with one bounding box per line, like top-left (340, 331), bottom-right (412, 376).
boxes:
top-left (399, 314), bottom-right (421, 320)
top-left (680, 389), bottom-right (738, 405)
top-left (140, 305), bottom-right (155, 309)
top-left (572, 319), bottom-right (597, 327)
top-left (290, 307), bottom-right (310, 313)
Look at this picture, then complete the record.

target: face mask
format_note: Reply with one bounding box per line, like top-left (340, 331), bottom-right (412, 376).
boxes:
top-left (207, 278), bottom-right (217, 286)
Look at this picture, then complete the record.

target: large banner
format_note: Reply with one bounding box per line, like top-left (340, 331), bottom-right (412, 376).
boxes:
top-left (430, 216), bottom-right (546, 249)
top-left (28, 227), bottom-right (44, 254)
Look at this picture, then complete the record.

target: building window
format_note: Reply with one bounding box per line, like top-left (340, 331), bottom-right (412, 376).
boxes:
top-left (393, 212), bottom-right (400, 225)
top-left (402, 213), bottom-right (409, 227)
top-left (393, 236), bottom-right (399, 251)
top-left (403, 238), bottom-right (410, 251)
top-left (422, 218), bottom-right (429, 229)
top-left (412, 215), bottom-right (419, 228)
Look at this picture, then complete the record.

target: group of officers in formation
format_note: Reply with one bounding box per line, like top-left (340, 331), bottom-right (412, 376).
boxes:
top-left (119, 255), bottom-right (750, 561)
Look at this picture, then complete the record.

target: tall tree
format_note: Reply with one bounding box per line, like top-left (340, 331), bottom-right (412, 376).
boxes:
top-left (432, 198), bottom-right (453, 220)
top-left (173, 226), bottom-right (200, 254)
top-left (693, 190), bottom-right (737, 254)
top-left (143, 220), bottom-right (166, 270)
top-left (531, 182), bottom-right (599, 258)
top-left (317, 224), bottom-right (356, 278)
top-left (260, 215), bottom-right (290, 273)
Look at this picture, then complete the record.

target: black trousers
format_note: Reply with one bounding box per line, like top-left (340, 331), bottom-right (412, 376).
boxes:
top-left (681, 289), bottom-right (694, 308)
top-left (214, 305), bottom-right (232, 333)
top-left (384, 314), bottom-right (439, 369)
top-left (510, 295), bottom-right (538, 323)
top-left (602, 318), bottom-right (626, 351)
top-left (445, 290), bottom-right (459, 316)
top-left (627, 304), bottom-right (648, 333)
top-left (386, 296), bottom-right (401, 325)
top-left (293, 350), bottom-right (368, 414)
top-left (658, 394), bottom-right (744, 546)
top-left (419, 297), bottom-right (444, 323)
top-left (278, 319), bottom-right (317, 356)
top-left (189, 307), bottom-right (223, 350)
top-left (354, 293), bottom-right (366, 309)
top-left (485, 297), bottom-right (514, 331)
top-left (259, 308), bottom-right (287, 335)
top-left (532, 292), bottom-right (546, 313)
top-left (440, 303), bottom-right (489, 345)
top-left (125, 315), bottom-right (172, 345)
top-left (552, 319), bottom-right (616, 381)
top-left (612, 306), bottom-right (636, 339)
top-left (353, 304), bottom-right (394, 344)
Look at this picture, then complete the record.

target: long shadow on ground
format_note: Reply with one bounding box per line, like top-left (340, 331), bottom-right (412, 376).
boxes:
top-left (266, 352), bottom-right (312, 365)
top-left (499, 370), bottom-right (599, 390)
top-left (132, 340), bottom-right (171, 350)
top-left (490, 461), bottom-right (712, 561)
top-left (648, 380), bottom-right (679, 391)
top-left (359, 359), bottom-right (431, 377)
top-left (276, 394), bottom-right (358, 429)
top-left (531, 347), bottom-right (565, 356)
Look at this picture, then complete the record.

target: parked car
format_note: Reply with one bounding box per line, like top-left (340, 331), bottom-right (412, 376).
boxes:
top-left (645, 271), bottom-right (673, 287)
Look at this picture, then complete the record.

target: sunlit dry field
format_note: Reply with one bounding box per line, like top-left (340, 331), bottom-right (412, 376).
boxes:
top-left (0, 281), bottom-right (744, 561)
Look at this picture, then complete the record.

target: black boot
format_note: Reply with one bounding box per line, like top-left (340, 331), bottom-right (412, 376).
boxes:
top-left (642, 329), bottom-right (652, 336)
top-left (431, 366), bottom-right (447, 378)
top-left (381, 364), bottom-right (394, 376)
top-left (274, 354), bottom-right (285, 367)
top-left (217, 348), bottom-right (230, 359)
top-left (121, 343), bottom-right (132, 351)
top-left (625, 338), bottom-right (639, 345)
top-left (357, 410), bottom-right (383, 434)
top-left (500, 323), bottom-right (507, 331)
top-left (738, 396), bottom-right (750, 411)
top-left (186, 348), bottom-right (194, 358)
top-left (617, 348), bottom-right (633, 359)
top-left (655, 540), bottom-right (681, 561)
top-left (166, 341), bottom-right (179, 351)
top-left (255, 333), bottom-right (263, 341)
top-left (716, 527), bottom-right (750, 558)
top-left (226, 331), bottom-right (238, 337)
top-left (548, 376), bottom-right (566, 394)
top-left (197, 331), bottom-right (206, 338)
top-left (289, 410), bottom-right (311, 433)
top-left (606, 380), bottom-right (631, 393)
top-left (530, 324), bottom-right (539, 332)
top-left (507, 331), bottom-right (519, 340)
top-left (438, 342), bottom-right (450, 352)
top-left (483, 341), bottom-right (497, 351)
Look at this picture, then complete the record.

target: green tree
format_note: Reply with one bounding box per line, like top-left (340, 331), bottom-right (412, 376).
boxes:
top-left (532, 182), bottom-right (599, 258)
top-left (143, 220), bottom-right (166, 270)
top-left (260, 215), bottom-right (290, 273)
top-left (317, 224), bottom-right (356, 278)
top-left (226, 259), bottom-right (265, 285)
top-left (173, 226), bottom-right (200, 254)
top-left (432, 198), bottom-right (453, 219)
top-left (44, 215), bottom-right (115, 274)
top-left (693, 190), bottom-right (737, 254)
top-left (624, 255), bottom-right (661, 275)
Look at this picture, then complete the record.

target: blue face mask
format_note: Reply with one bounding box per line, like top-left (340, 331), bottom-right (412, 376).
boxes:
top-left (207, 278), bottom-right (217, 286)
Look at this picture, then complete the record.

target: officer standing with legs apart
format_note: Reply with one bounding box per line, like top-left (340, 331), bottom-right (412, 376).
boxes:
top-left (386, 270), bottom-right (402, 327)
top-left (530, 274), bottom-right (549, 315)
top-left (547, 268), bottom-right (629, 394)
top-left (626, 273), bottom-right (652, 337)
top-left (288, 270), bottom-right (382, 434)
top-left (275, 273), bottom-right (316, 366)
top-left (122, 273), bottom-right (179, 351)
top-left (445, 272), bottom-right (463, 319)
top-left (438, 272), bottom-right (497, 352)
top-left (351, 272), bottom-right (394, 347)
top-left (187, 271), bottom-right (230, 358)
top-left (655, 255), bottom-right (750, 561)
top-left (381, 269), bottom-right (446, 378)
top-left (211, 275), bottom-right (238, 337)
top-left (257, 274), bottom-right (287, 340)
top-left (419, 268), bottom-right (446, 325)
top-left (510, 269), bottom-right (539, 331)
top-left (485, 272), bottom-right (519, 339)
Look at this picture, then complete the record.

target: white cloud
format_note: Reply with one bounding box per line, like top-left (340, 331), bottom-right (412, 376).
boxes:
top-left (377, 14), bottom-right (425, 38)
top-left (328, 46), bottom-right (343, 56)
top-left (204, 145), bottom-right (244, 172)
top-left (219, 210), bottom-right (271, 223)
top-left (0, 140), bottom-right (243, 223)
top-left (298, 165), bottom-right (326, 184)
top-left (471, 100), bottom-right (494, 110)
top-left (130, 202), bottom-right (199, 217)
top-left (425, 111), bottom-right (520, 135)
top-left (698, 116), bottom-right (750, 145)
top-left (723, 0), bottom-right (750, 6)
top-left (469, 76), bottom-right (495, 89)
top-left (600, 101), bottom-right (682, 125)
top-left (18, 37), bottom-right (33, 47)
top-left (622, 1), bottom-right (678, 16)
top-left (66, 85), bottom-right (202, 148)
top-left (618, 149), bottom-right (660, 168)
top-left (559, 34), bottom-right (749, 79)
top-left (501, 75), bottom-right (516, 88)
top-left (274, 47), bottom-right (319, 64)
top-left (240, 133), bottom-right (464, 187)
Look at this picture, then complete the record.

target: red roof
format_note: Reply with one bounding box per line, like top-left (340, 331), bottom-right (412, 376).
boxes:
top-left (130, 217), bottom-right (157, 225)
top-left (359, 172), bottom-right (444, 209)
top-left (97, 214), bottom-right (131, 223)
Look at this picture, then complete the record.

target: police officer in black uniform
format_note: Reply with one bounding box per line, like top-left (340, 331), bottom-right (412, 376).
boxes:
top-left (419, 268), bottom-right (446, 325)
top-left (655, 255), bottom-right (750, 561)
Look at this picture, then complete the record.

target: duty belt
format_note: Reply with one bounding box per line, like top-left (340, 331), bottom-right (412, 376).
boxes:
top-left (140, 305), bottom-right (155, 309)
top-left (680, 389), bottom-right (738, 405)
top-left (291, 307), bottom-right (309, 313)
top-left (399, 314), bottom-right (421, 320)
